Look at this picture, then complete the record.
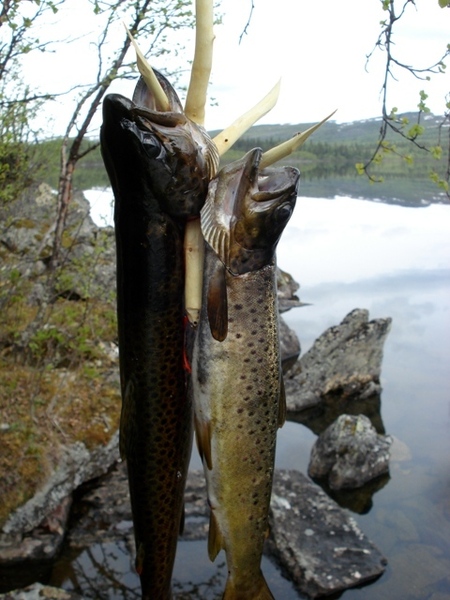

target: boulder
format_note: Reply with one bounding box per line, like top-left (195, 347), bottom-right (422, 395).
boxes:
top-left (285, 309), bottom-right (391, 430)
top-left (308, 414), bottom-right (392, 490)
top-left (1, 432), bottom-right (119, 537)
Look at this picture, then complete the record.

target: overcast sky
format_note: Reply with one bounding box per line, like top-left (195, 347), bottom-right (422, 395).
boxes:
top-left (20, 0), bottom-right (449, 135)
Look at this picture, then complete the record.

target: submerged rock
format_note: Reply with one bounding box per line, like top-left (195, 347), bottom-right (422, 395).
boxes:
top-left (285, 309), bottom-right (392, 427)
top-left (269, 470), bottom-right (387, 598)
top-left (308, 414), bottom-right (392, 490)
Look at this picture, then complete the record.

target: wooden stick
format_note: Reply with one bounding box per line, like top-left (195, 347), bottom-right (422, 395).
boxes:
top-left (184, 0), bottom-right (215, 125)
top-left (213, 80), bottom-right (281, 156)
top-left (184, 218), bottom-right (205, 326)
top-left (123, 23), bottom-right (170, 112)
top-left (260, 109), bottom-right (337, 169)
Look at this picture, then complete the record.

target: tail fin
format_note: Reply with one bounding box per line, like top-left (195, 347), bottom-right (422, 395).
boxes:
top-left (222, 570), bottom-right (275, 600)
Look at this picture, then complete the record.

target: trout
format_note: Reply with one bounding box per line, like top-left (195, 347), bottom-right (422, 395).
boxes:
top-left (100, 70), bottom-right (217, 599)
top-left (192, 148), bottom-right (300, 599)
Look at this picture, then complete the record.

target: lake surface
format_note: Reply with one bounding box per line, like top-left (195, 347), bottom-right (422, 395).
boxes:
top-left (56, 190), bottom-right (450, 598)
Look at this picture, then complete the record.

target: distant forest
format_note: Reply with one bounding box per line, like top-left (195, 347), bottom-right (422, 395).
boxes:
top-left (32, 112), bottom-right (448, 191)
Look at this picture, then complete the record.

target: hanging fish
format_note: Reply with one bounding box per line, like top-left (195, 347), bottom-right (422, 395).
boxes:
top-left (192, 148), bottom-right (300, 599)
top-left (100, 68), bottom-right (217, 600)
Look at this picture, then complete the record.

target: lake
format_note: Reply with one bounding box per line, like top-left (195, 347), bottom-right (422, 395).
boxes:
top-left (55, 188), bottom-right (450, 598)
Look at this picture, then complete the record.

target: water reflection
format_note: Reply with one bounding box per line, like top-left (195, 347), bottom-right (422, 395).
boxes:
top-left (51, 541), bottom-right (141, 599)
top-left (288, 391), bottom-right (386, 436)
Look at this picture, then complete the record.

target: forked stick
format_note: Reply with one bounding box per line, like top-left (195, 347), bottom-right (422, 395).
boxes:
top-left (123, 23), bottom-right (171, 112)
top-left (260, 110), bottom-right (337, 169)
top-left (184, 0), bottom-right (214, 326)
top-left (184, 0), bottom-right (215, 125)
top-left (213, 80), bottom-right (281, 156)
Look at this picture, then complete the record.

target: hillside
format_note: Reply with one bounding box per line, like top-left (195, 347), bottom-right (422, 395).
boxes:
top-left (33, 112), bottom-right (449, 204)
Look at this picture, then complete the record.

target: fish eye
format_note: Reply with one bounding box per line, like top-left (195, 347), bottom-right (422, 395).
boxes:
top-left (275, 203), bottom-right (293, 223)
top-left (141, 133), bottom-right (163, 159)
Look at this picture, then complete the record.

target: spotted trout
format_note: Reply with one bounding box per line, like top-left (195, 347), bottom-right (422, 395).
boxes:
top-left (100, 69), bottom-right (217, 599)
top-left (191, 148), bottom-right (300, 599)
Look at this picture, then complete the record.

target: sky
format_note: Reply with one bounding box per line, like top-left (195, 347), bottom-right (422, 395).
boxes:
top-left (17, 0), bottom-right (450, 136)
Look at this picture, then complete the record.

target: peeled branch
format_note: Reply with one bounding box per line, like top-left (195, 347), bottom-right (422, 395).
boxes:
top-left (123, 23), bottom-right (171, 112)
top-left (184, 219), bottom-right (205, 326)
top-left (260, 109), bottom-right (337, 169)
top-left (213, 80), bottom-right (281, 157)
top-left (184, 0), bottom-right (215, 125)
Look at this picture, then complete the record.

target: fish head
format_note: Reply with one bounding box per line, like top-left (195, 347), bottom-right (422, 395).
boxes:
top-left (201, 148), bottom-right (300, 274)
top-left (101, 70), bottom-right (218, 219)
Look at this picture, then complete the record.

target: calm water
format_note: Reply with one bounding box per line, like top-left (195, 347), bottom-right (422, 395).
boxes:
top-left (53, 192), bottom-right (450, 598)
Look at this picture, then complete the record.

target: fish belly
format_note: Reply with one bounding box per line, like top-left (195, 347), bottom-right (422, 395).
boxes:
top-left (193, 254), bottom-right (281, 596)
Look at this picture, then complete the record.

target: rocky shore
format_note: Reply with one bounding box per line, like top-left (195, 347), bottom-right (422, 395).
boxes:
top-left (0, 185), bottom-right (392, 598)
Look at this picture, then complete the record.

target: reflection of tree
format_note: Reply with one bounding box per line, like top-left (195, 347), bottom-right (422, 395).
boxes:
top-left (56, 540), bottom-right (140, 599)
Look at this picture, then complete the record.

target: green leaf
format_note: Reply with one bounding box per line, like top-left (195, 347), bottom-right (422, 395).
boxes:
top-left (438, 0), bottom-right (449, 8)
top-left (430, 146), bottom-right (443, 160)
top-left (407, 124), bottom-right (425, 138)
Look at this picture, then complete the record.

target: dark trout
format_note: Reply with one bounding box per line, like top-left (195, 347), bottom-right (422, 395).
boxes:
top-left (100, 70), bottom-right (218, 599)
top-left (191, 148), bottom-right (300, 599)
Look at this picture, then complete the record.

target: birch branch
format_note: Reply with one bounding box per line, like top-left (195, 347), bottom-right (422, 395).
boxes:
top-left (260, 109), bottom-right (337, 169)
top-left (213, 80), bottom-right (281, 156)
top-left (184, 0), bottom-right (215, 125)
top-left (123, 23), bottom-right (170, 111)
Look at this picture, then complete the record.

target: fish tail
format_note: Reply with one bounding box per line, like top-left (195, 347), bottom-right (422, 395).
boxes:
top-left (222, 571), bottom-right (275, 600)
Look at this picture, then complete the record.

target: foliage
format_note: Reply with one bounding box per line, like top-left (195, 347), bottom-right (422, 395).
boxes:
top-left (0, 189), bottom-right (120, 527)
top-left (362, 0), bottom-right (450, 195)
top-left (0, 0), bottom-right (63, 206)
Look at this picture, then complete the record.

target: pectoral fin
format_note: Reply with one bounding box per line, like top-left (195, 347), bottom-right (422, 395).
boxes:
top-left (194, 414), bottom-right (213, 470)
top-left (207, 260), bottom-right (228, 341)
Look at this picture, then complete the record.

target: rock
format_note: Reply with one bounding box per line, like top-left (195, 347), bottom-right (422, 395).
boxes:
top-left (285, 309), bottom-right (392, 429)
top-left (308, 414), bottom-right (392, 490)
top-left (268, 470), bottom-right (387, 598)
top-left (0, 497), bottom-right (71, 565)
top-left (276, 268), bottom-right (303, 313)
top-left (279, 315), bottom-right (300, 373)
top-left (0, 583), bottom-right (84, 600)
top-left (1, 432), bottom-right (119, 537)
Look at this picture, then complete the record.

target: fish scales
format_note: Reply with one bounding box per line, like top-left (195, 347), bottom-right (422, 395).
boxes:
top-left (196, 257), bottom-right (280, 577)
top-left (101, 70), bottom-right (217, 600)
top-left (192, 149), bottom-right (300, 599)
